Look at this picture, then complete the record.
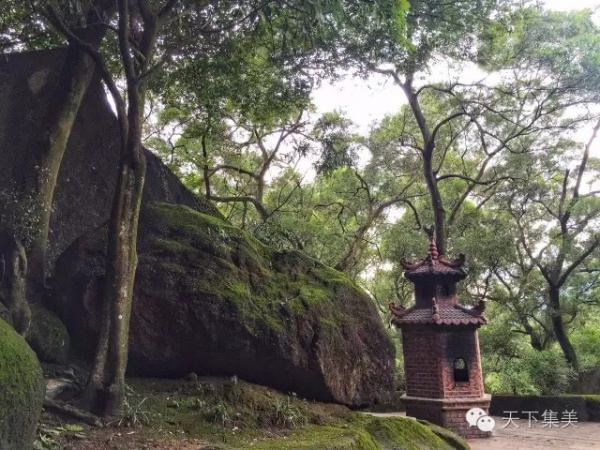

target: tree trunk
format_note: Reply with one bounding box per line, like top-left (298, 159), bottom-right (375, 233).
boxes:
top-left (548, 285), bottom-right (579, 372)
top-left (26, 47), bottom-right (99, 296)
top-left (423, 145), bottom-right (446, 255)
top-left (403, 80), bottom-right (447, 255)
top-left (201, 127), bottom-right (211, 199)
top-left (84, 38), bottom-right (147, 412)
top-left (335, 220), bottom-right (373, 273)
top-left (23, 9), bottom-right (110, 300)
top-left (85, 132), bottom-right (146, 417)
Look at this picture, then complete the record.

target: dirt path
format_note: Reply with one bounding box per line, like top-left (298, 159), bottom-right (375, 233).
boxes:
top-left (365, 412), bottom-right (600, 449)
top-left (468, 417), bottom-right (600, 450)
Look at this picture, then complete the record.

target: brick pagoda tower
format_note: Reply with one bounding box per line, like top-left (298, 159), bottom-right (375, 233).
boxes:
top-left (389, 233), bottom-right (491, 438)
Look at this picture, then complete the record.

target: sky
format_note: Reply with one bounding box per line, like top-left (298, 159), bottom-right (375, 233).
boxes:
top-left (311, 0), bottom-right (600, 158)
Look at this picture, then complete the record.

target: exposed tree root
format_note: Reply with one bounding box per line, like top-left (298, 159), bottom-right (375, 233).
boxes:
top-left (43, 398), bottom-right (103, 427)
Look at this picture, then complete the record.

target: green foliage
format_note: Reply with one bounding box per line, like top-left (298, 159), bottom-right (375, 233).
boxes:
top-left (313, 111), bottom-right (360, 175)
top-left (0, 2), bottom-right (62, 52)
top-left (273, 395), bottom-right (309, 428)
top-left (480, 313), bottom-right (578, 395)
top-left (33, 428), bottom-right (63, 450)
top-left (478, 7), bottom-right (600, 94)
top-left (207, 401), bottom-right (232, 426)
top-left (571, 310), bottom-right (600, 370)
top-left (118, 397), bottom-right (151, 427)
top-left (34, 425), bottom-right (85, 450)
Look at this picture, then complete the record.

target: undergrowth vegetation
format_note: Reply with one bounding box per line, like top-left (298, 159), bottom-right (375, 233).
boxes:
top-left (36, 376), bottom-right (468, 450)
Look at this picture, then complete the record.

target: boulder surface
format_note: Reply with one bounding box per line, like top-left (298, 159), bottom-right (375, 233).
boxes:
top-left (51, 202), bottom-right (396, 406)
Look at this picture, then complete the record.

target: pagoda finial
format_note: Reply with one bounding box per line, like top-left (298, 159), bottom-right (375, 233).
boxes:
top-left (431, 297), bottom-right (440, 321)
top-left (428, 234), bottom-right (439, 261)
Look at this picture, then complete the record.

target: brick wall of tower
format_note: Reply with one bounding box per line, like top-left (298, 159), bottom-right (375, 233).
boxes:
top-left (439, 328), bottom-right (485, 398)
top-left (401, 326), bottom-right (443, 398)
top-left (440, 400), bottom-right (492, 439)
top-left (401, 325), bottom-right (486, 400)
top-left (403, 396), bottom-right (492, 439)
top-left (401, 324), bottom-right (491, 439)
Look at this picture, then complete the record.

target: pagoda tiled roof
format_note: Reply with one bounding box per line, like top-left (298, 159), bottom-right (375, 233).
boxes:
top-left (401, 235), bottom-right (467, 280)
top-left (389, 303), bottom-right (487, 326)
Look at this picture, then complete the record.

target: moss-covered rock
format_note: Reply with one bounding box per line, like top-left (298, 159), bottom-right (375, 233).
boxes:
top-left (51, 202), bottom-right (395, 407)
top-left (363, 417), bottom-right (468, 450)
top-left (0, 318), bottom-right (45, 450)
top-left (416, 419), bottom-right (470, 450)
top-left (26, 304), bottom-right (70, 364)
top-left (247, 425), bottom-right (380, 450)
top-left (242, 417), bottom-right (468, 450)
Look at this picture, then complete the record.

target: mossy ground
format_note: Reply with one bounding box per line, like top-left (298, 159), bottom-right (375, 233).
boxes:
top-left (41, 377), bottom-right (469, 450)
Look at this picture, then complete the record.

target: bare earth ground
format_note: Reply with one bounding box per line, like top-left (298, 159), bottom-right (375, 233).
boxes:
top-left (366, 413), bottom-right (600, 450)
top-left (468, 418), bottom-right (600, 450)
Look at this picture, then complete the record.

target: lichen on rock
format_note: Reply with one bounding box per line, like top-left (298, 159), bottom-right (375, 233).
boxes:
top-left (0, 318), bottom-right (45, 450)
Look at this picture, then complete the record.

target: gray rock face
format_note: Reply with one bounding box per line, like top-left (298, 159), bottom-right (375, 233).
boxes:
top-left (0, 48), bottom-right (220, 270)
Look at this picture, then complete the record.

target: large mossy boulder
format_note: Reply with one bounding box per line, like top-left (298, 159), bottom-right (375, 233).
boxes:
top-left (51, 202), bottom-right (396, 407)
top-left (0, 318), bottom-right (46, 450)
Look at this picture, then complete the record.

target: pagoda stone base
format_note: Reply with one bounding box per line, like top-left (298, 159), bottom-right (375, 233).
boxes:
top-left (402, 394), bottom-right (492, 439)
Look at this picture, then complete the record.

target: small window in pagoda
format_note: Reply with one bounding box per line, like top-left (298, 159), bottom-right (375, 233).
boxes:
top-left (453, 358), bottom-right (469, 382)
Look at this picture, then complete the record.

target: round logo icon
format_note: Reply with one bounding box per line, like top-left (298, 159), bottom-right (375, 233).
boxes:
top-left (476, 415), bottom-right (495, 432)
top-left (466, 408), bottom-right (495, 432)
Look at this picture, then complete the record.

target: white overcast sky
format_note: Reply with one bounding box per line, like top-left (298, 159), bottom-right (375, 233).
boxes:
top-left (311, 0), bottom-right (600, 158)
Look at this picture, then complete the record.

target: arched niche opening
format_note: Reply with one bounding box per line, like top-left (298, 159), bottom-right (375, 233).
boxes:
top-left (453, 357), bottom-right (469, 382)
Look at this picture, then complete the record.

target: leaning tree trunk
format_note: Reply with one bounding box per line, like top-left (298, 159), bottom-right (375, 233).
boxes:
top-left (548, 285), bottom-right (579, 372)
top-left (403, 79), bottom-right (448, 255)
top-left (26, 47), bottom-right (98, 296)
top-left (335, 230), bottom-right (366, 273)
top-left (23, 10), bottom-right (110, 300)
top-left (422, 144), bottom-right (447, 255)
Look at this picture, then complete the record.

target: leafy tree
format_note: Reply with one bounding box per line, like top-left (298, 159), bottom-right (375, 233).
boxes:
top-left (496, 122), bottom-right (600, 372)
